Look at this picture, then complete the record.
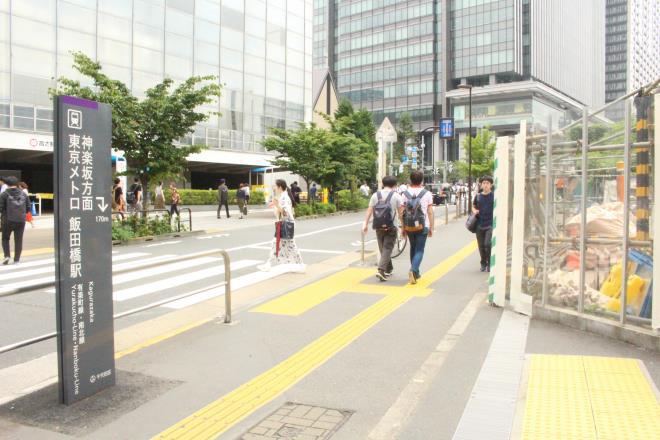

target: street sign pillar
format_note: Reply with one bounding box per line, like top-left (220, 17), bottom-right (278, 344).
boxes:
top-left (54, 96), bottom-right (115, 405)
top-left (376, 117), bottom-right (397, 185)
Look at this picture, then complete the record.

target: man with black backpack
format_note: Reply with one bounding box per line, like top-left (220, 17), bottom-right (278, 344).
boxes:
top-left (217, 179), bottom-right (230, 218)
top-left (0, 176), bottom-right (31, 265)
top-left (362, 176), bottom-right (402, 281)
top-left (401, 170), bottom-right (434, 284)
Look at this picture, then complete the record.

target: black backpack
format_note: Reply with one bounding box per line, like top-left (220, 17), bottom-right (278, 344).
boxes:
top-left (6, 191), bottom-right (28, 223)
top-left (403, 189), bottom-right (428, 232)
top-left (127, 184), bottom-right (138, 204)
top-left (372, 191), bottom-right (395, 230)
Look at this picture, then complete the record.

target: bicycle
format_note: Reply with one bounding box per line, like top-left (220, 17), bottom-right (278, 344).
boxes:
top-left (391, 227), bottom-right (408, 258)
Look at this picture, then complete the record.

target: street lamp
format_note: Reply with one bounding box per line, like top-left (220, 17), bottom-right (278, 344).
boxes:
top-left (457, 83), bottom-right (473, 209)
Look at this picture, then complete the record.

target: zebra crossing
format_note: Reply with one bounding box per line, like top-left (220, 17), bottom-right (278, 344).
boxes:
top-left (0, 250), bottom-right (287, 311)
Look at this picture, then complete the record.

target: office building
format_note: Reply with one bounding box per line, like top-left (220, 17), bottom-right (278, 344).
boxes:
top-left (0, 0), bottom-right (314, 193)
top-left (605, 0), bottom-right (660, 120)
top-left (315, 0), bottom-right (605, 168)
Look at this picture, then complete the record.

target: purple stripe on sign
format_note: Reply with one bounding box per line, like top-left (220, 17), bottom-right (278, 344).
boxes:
top-left (60, 95), bottom-right (99, 110)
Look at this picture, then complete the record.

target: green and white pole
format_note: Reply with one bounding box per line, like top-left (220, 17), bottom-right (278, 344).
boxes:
top-left (488, 136), bottom-right (511, 307)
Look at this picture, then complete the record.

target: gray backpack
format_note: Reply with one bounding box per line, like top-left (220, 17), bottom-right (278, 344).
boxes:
top-left (6, 191), bottom-right (27, 223)
top-left (403, 189), bottom-right (427, 232)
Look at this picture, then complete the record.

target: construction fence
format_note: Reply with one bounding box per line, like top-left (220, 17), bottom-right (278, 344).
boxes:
top-left (489, 81), bottom-right (660, 334)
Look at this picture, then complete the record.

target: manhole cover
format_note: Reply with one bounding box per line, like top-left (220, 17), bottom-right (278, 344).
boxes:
top-left (239, 402), bottom-right (353, 439)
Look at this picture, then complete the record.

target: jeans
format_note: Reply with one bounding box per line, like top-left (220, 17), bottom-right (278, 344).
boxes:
top-left (408, 227), bottom-right (428, 277)
top-left (2, 220), bottom-right (26, 261)
top-left (476, 226), bottom-right (493, 267)
top-left (217, 200), bottom-right (229, 218)
top-left (376, 228), bottom-right (396, 273)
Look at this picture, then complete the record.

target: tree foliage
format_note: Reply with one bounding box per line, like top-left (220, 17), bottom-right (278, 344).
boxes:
top-left (394, 112), bottom-right (415, 163)
top-left (51, 52), bottom-right (222, 197)
top-left (456, 127), bottom-right (496, 179)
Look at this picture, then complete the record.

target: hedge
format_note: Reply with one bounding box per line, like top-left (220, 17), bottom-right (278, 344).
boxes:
top-left (335, 190), bottom-right (369, 211)
top-left (163, 189), bottom-right (265, 205)
top-left (294, 203), bottom-right (337, 217)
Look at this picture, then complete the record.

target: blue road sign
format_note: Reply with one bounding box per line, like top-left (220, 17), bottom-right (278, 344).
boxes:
top-left (402, 155), bottom-right (408, 163)
top-left (439, 118), bottom-right (455, 139)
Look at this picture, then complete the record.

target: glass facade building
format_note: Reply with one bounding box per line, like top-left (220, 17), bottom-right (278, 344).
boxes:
top-left (316, 0), bottom-right (605, 167)
top-left (0, 0), bottom-right (314, 191)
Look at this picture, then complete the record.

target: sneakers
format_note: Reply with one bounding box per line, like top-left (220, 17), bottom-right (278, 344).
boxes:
top-left (384, 271), bottom-right (393, 278)
top-left (408, 271), bottom-right (417, 284)
top-left (2, 257), bottom-right (9, 265)
top-left (480, 265), bottom-right (487, 272)
top-left (376, 271), bottom-right (387, 282)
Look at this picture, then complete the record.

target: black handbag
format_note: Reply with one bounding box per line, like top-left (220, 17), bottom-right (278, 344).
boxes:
top-left (275, 219), bottom-right (295, 239)
top-left (466, 213), bottom-right (478, 233)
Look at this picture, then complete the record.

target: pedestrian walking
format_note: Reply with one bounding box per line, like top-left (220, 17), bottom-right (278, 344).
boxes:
top-left (0, 176), bottom-right (31, 265)
top-left (237, 183), bottom-right (247, 219)
top-left (290, 181), bottom-right (302, 204)
top-left (154, 181), bottom-right (165, 209)
top-left (362, 176), bottom-right (401, 281)
top-left (472, 176), bottom-right (494, 272)
top-left (18, 182), bottom-right (34, 228)
top-left (0, 177), bottom-right (7, 194)
top-left (127, 177), bottom-right (143, 214)
top-left (309, 183), bottom-right (317, 203)
top-left (360, 181), bottom-right (371, 197)
top-left (169, 183), bottom-right (180, 220)
top-left (258, 179), bottom-right (305, 273)
top-left (243, 183), bottom-right (250, 215)
top-left (217, 179), bottom-right (230, 218)
top-left (401, 170), bottom-right (434, 284)
top-left (112, 178), bottom-right (126, 213)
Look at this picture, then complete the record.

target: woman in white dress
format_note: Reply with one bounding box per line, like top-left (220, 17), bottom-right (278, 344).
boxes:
top-left (258, 179), bottom-right (305, 273)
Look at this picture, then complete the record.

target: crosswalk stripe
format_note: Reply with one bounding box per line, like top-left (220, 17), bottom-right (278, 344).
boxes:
top-left (113, 256), bottom-right (220, 285)
top-left (0, 258), bottom-right (55, 272)
top-left (0, 252), bottom-right (151, 281)
top-left (162, 266), bottom-right (290, 310)
top-left (113, 260), bottom-right (262, 302)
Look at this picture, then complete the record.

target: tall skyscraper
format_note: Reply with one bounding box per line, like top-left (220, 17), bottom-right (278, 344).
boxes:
top-left (0, 0), bottom-right (314, 192)
top-left (315, 0), bottom-right (605, 168)
top-left (605, 0), bottom-right (660, 120)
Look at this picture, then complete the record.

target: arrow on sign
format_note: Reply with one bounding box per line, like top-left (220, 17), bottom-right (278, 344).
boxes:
top-left (96, 197), bottom-right (108, 212)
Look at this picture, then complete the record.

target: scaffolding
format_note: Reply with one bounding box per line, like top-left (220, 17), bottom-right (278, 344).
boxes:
top-left (489, 79), bottom-right (660, 332)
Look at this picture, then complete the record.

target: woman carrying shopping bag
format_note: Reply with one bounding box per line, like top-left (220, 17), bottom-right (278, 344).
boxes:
top-left (154, 181), bottom-right (165, 209)
top-left (258, 179), bottom-right (305, 273)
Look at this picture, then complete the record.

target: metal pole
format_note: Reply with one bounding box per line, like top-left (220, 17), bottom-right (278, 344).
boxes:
top-left (445, 198), bottom-right (449, 225)
top-left (620, 101), bottom-right (631, 325)
top-left (467, 88), bottom-right (472, 210)
top-left (443, 139), bottom-right (447, 183)
top-left (578, 107), bottom-right (588, 314)
top-left (361, 231), bottom-right (365, 263)
top-left (222, 249), bottom-right (232, 323)
top-left (542, 116), bottom-right (552, 307)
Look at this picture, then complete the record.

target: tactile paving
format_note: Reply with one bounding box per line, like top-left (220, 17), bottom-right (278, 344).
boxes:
top-left (522, 355), bottom-right (660, 440)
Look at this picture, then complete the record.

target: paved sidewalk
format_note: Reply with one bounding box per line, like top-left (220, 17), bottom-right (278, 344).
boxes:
top-left (0, 214), bottom-right (656, 440)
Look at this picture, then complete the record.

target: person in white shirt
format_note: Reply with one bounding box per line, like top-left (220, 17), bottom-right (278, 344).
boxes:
top-left (360, 182), bottom-right (371, 197)
top-left (362, 176), bottom-right (402, 281)
top-left (0, 177), bottom-right (7, 194)
top-left (400, 170), bottom-right (434, 284)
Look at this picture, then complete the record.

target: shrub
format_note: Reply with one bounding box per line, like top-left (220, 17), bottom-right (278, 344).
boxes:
top-left (112, 214), bottom-right (178, 240)
top-left (314, 203), bottom-right (336, 215)
top-left (162, 188), bottom-right (266, 205)
top-left (294, 203), bottom-right (313, 217)
top-left (336, 190), bottom-right (368, 211)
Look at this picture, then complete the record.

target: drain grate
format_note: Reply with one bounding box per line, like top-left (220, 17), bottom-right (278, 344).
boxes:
top-left (239, 402), bottom-right (353, 440)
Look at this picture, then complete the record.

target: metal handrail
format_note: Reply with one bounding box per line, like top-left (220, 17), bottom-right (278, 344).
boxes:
top-left (0, 249), bottom-right (232, 355)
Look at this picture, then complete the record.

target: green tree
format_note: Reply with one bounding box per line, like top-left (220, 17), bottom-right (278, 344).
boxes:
top-left (51, 52), bottom-right (222, 202)
top-left (394, 112), bottom-right (415, 165)
top-left (456, 127), bottom-right (496, 179)
top-left (323, 100), bottom-right (378, 185)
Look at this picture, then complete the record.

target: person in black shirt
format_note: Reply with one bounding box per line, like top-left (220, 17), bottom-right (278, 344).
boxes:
top-left (472, 176), bottom-right (494, 272)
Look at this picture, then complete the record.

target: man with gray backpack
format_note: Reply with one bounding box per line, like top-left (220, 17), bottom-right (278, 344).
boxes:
top-left (0, 176), bottom-right (31, 265)
top-left (401, 170), bottom-right (434, 284)
top-left (362, 176), bottom-right (402, 281)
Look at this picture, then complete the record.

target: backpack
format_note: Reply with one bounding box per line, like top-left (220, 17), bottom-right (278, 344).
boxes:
top-left (402, 189), bottom-right (428, 232)
top-left (126, 184), bottom-right (138, 204)
top-left (372, 191), bottom-right (395, 230)
top-left (6, 191), bottom-right (28, 223)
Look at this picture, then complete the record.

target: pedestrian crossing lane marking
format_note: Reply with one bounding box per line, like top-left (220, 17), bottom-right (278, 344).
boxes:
top-left (113, 259), bottom-right (262, 301)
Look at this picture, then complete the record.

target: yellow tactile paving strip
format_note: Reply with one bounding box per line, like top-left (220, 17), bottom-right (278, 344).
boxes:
top-left (522, 354), bottom-right (660, 440)
top-left (153, 242), bottom-right (477, 439)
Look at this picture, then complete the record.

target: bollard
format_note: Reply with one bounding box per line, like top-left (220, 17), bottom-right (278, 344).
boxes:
top-left (445, 199), bottom-right (449, 224)
top-left (361, 231), bottom-right (365, 264)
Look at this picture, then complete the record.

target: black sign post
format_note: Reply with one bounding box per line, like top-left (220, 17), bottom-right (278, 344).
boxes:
top-left (54, 96), bottom-right (115, 405)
